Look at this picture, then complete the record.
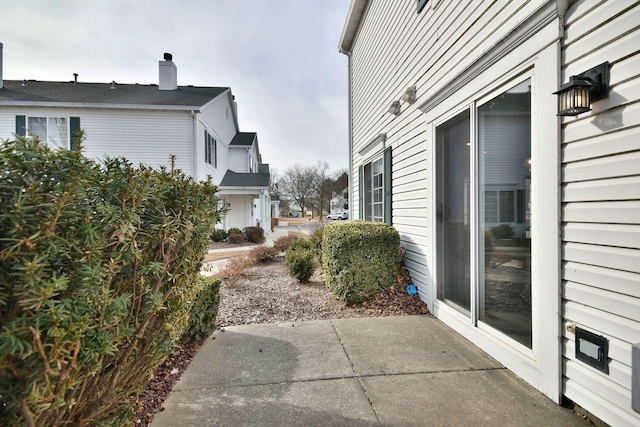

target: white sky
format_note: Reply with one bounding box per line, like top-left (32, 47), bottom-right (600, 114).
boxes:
top-left (1, 0), bottom-right (351, 175)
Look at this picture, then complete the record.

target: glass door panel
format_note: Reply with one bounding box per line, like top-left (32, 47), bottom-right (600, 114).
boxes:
top-left (436, 111), bottom-right (471, 314)
top-left (478, 79), bottom-right (532, 348)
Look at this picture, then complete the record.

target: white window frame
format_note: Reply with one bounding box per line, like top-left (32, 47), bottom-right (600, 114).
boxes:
top-left (362, 156), bottom-right (384, 222)
top-left (204, 130), bottom-right (217, 167)
top-left (27, 116), bottom-right (70, 149)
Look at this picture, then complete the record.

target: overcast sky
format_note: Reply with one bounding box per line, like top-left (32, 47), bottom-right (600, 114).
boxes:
top-left (1, 0), bottom-right (351, 175)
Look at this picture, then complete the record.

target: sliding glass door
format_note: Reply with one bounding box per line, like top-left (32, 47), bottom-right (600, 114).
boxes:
top-left (436, 79), bottom-right (532, 348)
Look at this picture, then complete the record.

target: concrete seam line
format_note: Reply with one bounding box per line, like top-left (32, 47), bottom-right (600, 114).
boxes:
top-left (330, 319), bottom-right (382, 425)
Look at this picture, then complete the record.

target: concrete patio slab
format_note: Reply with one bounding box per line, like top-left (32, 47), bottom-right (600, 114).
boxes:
top-left (152, 315), bottom-right (590, 427)
top-left (332, 315), bottom-right (503, 376)
top-left (361, 370), bottom-right (589, 426)
top-left (173, 320), bottom-right (354, 390)
top-left (152, 378), bottom-right (379, 427)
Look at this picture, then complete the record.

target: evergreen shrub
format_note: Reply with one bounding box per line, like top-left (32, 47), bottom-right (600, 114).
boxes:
top-left (181, 276), bottom-right (221, 344)
top-left (227, 227), bottom-right (243, 237)
top-left (210, 228), bottom-right (228, 242)
top-left (0, 136), bottom-right (223, 426)
top-left (490, 223), bottom-right (514, 240)
top-left (322, 221), bottom-right (400, 305)
top-left (285, 249), bottom-right (316, 282)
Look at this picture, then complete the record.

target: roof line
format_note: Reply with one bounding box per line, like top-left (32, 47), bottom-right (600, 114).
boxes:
top-left (0, 101), bottom-right (203, 111)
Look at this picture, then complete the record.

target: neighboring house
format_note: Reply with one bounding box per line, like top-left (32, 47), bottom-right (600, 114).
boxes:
top-left (330, 190), bottom-right (348, 214)
top-left (340, 1), bottom-right (639, 426)
top-left (0, 45), bottom-right (270, 233)
top-left (270, 194), bottom-right (281, 219)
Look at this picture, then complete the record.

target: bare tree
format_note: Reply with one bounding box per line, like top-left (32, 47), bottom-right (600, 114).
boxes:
top-left (269, 167), bottom-right (279, 194)
top-left (310, 161), bottom-right (331, 220)
top-left (279, 164), bottom-right (316, 216)
top-left (279, 163), bottom-right (348, 219)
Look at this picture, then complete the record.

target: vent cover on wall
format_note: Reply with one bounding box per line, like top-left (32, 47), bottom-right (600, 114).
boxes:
top-left (575, 327), bottom-right (609, 374)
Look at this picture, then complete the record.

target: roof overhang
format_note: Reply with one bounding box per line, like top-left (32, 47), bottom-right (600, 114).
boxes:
top-left (218, 186), bottom-right (266, 195)
top-left (339, 0), bottom-right (368, 54)
top-left (0, 101), bottom-right (202, 111)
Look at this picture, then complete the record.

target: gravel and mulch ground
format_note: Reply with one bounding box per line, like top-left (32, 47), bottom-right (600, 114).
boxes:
top-left (132, 253), bottom-right (429, 426)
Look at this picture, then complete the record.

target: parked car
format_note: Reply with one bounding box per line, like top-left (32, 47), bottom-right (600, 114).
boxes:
top-left (327, 212), bottom-right (348, 220)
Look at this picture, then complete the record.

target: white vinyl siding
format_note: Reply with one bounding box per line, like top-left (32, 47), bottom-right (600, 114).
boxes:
top-left (344, 0), bottom-right (561, 404)
top-left (560, 1), bottom-right (640, 426)
top-left (198, 92), bottom-right (236, 183)
top-left (225, 195), bottom-right (249, 231)
top-left (348, 0), bottom-right (550, 300)
top-left (0, 108), bottom-right (193, 172)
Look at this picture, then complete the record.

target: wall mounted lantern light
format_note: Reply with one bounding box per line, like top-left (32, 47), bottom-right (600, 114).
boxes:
top-left (554, 62), bottom-right (610, 116)
top-left (401, 86), bottom-right (417, 104)
top-left (388, 100), bottom-right (401, 116)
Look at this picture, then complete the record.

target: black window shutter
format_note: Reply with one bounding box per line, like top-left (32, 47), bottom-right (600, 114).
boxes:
top-left (359, 164), bottom-right (364, 220)
top-left (16, 115), bottom-right (26, 136)
top-left (70, 117), bottom-right (80, 150)
top-left (384, 146), bottom-right (393, 225)
top-left (204, 130), bottom-right (209, 163)
top-left (214, 138), bottom-right (217, 168)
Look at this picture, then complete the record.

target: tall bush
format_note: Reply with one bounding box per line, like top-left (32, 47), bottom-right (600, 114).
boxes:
top-left (0, 136), bottom-right (223, 426)
top-left (322, 221), bottom-right (400, 305)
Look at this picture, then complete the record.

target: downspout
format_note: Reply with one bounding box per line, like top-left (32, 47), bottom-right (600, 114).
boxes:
top-left (346, 53), bottom-right (354, 220)
top-left (557, 0), bottom-right (569, 39)
top-left (191, 110), bottom-right (198, 180)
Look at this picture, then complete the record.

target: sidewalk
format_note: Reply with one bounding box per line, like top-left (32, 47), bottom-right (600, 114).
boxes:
top-left (151, 315), bottom-right (589, 427)
top-left (201, 226), bottom-right (292, 275)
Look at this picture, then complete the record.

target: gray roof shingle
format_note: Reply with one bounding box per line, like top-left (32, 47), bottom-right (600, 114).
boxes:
top-left (220, 170), bottom-right (270, 187)
top-left (229, 132), bottom-right (256, 146)
top-left (0, 80), bottom-right (228, 108)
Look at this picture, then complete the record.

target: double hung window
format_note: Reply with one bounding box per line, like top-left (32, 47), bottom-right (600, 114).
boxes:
top-left (204, 130), bottom-right (217, 167)
top-left (359, 146), bottom-right (392, 224)
top-left (27, 117), bottom-right (69, 149)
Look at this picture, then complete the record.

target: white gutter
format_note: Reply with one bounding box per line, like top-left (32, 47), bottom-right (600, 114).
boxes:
top-left (557, 0), bottom-right (569, 39)
top-left (0, 101), bottom-right (204, 111)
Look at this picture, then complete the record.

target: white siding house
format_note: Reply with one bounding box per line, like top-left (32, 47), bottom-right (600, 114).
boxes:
top-left (340, 1), bottom-right (640, 425)
top-left (0, 46), bottom-right (271, 233)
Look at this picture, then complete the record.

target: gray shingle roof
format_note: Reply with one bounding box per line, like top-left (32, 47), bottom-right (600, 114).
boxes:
top-left (229, 132), bottom-right (256, 146)
top-left (0, 80), bottom-right (228, 108)
top-left (220, 170), bottom-right (270, 187)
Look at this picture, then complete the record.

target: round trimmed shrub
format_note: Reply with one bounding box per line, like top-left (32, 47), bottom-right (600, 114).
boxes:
top-left (227, 227), bottom-right (243, 236)
top-left (244, 226), bottom-right (265, 243)
top-left (228, 232), bottom-right (244, 244)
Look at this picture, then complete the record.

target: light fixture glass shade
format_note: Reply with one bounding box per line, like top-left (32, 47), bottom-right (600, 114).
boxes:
top-left (556, 78), bottom-right (591, 116)
top-left (388, 100), bottom-right (401, 116)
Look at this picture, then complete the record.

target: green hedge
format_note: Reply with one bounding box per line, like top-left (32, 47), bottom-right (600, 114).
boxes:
top-left (322, 221), bottom-right (400, 305)
top-left (0, 136), bottom-right (223, 426)
top-left (181, 276), bottom-right (221, 344)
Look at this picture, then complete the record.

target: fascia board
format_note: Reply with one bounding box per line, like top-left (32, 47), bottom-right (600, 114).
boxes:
top-left (0, 101), bottom-right (202, 111)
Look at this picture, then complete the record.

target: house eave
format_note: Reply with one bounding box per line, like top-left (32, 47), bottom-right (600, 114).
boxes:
top-left (0, 101), bottom-right (204, 111)
top-left (218, 186), bottom-right (268, 195)
top-left (339, 0), bottom-right (368, 54)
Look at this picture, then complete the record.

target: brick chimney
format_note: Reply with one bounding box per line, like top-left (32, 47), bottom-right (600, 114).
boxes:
top-left (159, 52), bottom-right (177, 90)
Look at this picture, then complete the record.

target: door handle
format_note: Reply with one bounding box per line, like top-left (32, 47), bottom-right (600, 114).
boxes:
top-left (437, 203), bottom-right (443, 223)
